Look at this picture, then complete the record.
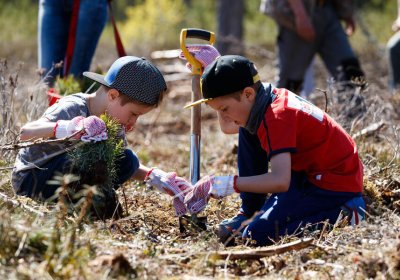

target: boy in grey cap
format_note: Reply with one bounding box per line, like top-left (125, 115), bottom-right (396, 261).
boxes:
top-left (12, 56), bottom-right (191, 217)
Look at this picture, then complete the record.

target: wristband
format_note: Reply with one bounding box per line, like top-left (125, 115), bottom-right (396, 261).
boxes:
top-left (233, 175), bottom-right (240, 193)
top-left (53, 122), bottom-right (59, 138)
top-left (144, 167), bottom-right (155, 181)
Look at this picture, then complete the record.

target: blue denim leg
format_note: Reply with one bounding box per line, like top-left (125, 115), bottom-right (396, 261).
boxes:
top-left (38, 0), bottom-right (107, 85)
top-left (243, 171), bottom-right (362, 246)
top-left (15, 153), bottom-right (71, 200)
top-left (387, 31), bottom-right (400, 90)
top-left (114, 149), bottom-right (140, 188)
top-left (237, 128), bottom-right (268, 217)
top-left (38, 0), bottom-right (71, 84)
top-left (69, 0), bottom-right (108, 79)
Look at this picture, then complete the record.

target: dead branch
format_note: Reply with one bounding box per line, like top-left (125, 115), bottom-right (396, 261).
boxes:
top-left (351, 121), bottom-right (386, 140)
top-left (209, 237), bottom-right (313, 260)
top-left (0, 192), bottom-right (45, 217)
top-left (0, 130), bottom-right (83, 151)
top-left (160, 238), bottom-right (314, 261)
top-left (314, 88), bottom-right (329, 112)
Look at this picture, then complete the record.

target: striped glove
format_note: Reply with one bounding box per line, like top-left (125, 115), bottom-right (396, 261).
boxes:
top-left (184, 175), bottom-right (239, 214)
top-left (179, 44), bottom-right (221, 71)
top-left (145, 168), bottom-right (193, 216)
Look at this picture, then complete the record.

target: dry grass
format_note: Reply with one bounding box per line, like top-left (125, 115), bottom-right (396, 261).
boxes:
top-left (0, 43), bottom-right (400, 279)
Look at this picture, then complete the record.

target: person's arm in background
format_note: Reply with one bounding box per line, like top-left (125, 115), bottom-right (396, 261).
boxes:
top-left (341, 1), bottom-right (356, 36)
top-left (288, 0), bottom-right (315, 42)
top-left (393, 0), bottom-right (400, 32)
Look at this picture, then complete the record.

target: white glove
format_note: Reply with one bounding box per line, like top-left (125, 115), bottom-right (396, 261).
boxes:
top-left (145, 168), bottom-right (193, 217)
top-left (209, 176), bottom-right (236, 198)
top-left (54, 116), bottom-right (85, 139)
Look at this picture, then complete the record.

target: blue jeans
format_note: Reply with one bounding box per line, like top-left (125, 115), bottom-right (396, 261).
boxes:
top-left (387, 31), bottom-right (400, 90)
top-left (236, 128), bottom-right (364, 246)
top-left (15, 149), bottom-right (139, 200)
top-left (38, 0), bottom-right (108, 85)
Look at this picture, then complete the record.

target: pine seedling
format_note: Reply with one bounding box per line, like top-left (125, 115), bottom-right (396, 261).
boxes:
top-left (67, 114), bottom-right (125, 219)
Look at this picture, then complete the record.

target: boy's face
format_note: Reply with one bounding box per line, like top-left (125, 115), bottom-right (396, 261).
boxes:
top-left (106, 90), bottom-right (153, 130)
top-left (207, 87), bottom-right (255, 127)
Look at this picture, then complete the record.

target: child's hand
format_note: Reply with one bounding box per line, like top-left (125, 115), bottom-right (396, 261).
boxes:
top-left (54, 116), bottom-right (108, 142)
top-left (179, 44), bottom-right (220, 71)
top-left (145, 168), bottom-right (192, 200)
top-left (145, 168), bottom-right (193, 216)
top-left (184, 175), bottom-right (237, 214)
top-left (172, 176), bottom-right (193, 216)
top-left (184, 175), bottom-right (212, 214)
top-left (80, 116), bottom-right (108, 142)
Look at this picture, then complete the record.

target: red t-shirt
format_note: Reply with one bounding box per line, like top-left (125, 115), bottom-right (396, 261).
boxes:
top-left (257, 88), bottom-right (363, 193)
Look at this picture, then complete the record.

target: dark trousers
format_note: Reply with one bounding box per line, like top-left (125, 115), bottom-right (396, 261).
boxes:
top-left (15, 149), bottom-right (139, 200)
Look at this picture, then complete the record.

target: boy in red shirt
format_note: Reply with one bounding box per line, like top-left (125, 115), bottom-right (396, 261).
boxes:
top-left (184, 55), bottom-right (365, 246)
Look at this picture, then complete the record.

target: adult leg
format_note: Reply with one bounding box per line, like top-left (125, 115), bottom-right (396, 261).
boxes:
top-left (316, 4), bottom-right (364, 82)
top-left (300, 59), bottom-right (315, 98)
top-left (69, 0), bottom-right (108, 79)
top-left (243, 171), bottom-right (362, 246)
top-left (38, 0), bottom-right (71, 85)
top-left (387, 31), bottom-right (400, 91)
top-left (276, 26), bottom-right (316, 93)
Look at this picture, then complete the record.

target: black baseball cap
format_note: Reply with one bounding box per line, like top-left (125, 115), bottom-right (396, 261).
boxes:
top-left (84, 56), bottom-right (167, 105)
top-left (184, 55), bottom-right (260, 108)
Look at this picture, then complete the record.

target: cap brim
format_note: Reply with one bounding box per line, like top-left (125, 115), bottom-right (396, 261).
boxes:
top-left (184, 98), bottom-right (212, 109)
top-left (83, 72), bottom-right (110, 87)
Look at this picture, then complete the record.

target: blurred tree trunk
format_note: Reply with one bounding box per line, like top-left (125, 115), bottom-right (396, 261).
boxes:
top-left (216, 0), bottom-right (244, 55)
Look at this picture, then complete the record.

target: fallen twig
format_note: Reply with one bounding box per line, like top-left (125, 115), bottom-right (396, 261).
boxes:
top-left (210, 237), bottom-right (313, 260)
top-left (351, 121), bottom-right (386, 140)
top-left (160, 238), bottom-right (314, 261)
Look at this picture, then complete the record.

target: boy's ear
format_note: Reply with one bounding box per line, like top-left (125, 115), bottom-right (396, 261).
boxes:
top-left (242, 87), bottom-right (256, 101)
top-left (108, 89), bottom-right (120, 101)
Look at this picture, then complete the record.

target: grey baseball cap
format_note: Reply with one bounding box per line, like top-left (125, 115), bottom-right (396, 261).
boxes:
top-left (83, 56), bottom-right (167, 105)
